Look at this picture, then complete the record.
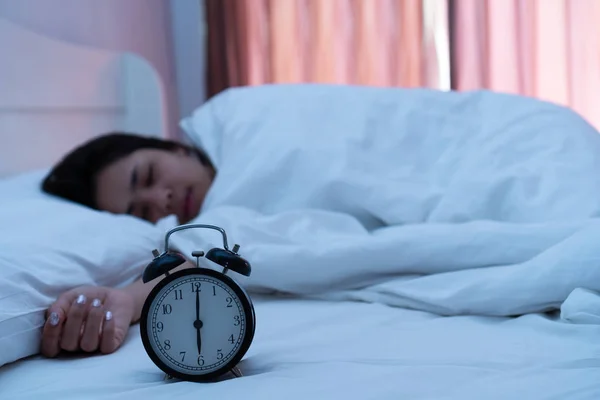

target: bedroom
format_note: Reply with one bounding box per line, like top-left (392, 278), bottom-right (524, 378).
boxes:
top-left (1, 1), bottom-right (600, 399)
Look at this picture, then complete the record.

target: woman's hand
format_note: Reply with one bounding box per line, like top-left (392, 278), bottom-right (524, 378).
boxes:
top-left (41, 286), bottom-right (136, 357)
top-left (40, 261), bottom-right (195, 358)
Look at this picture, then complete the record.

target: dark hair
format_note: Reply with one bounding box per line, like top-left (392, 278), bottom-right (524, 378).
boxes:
top-left (41, 132), bottom-right (214, 209)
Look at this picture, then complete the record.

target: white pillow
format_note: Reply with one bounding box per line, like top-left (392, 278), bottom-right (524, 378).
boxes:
top-left (0, 170), bottom-right (164, 367)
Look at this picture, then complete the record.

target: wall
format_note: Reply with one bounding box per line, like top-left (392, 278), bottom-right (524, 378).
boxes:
top-left (0, 0), bottom-right (181, 137)
top-left (169, 0), bottom-right (207, 122)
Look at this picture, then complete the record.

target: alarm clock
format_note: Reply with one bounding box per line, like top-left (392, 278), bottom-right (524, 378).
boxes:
top-left (139, 224), bottom-right (256, 382)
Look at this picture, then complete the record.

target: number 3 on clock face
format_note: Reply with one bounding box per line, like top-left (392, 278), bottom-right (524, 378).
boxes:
top-left (140, 268), bottom-right (255, 382)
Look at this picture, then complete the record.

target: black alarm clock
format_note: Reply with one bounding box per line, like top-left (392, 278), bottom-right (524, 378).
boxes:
top-left (139, 224), bottom-right (255, 382)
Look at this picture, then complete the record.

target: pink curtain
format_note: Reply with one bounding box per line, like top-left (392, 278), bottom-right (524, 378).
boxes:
top-left (206, 0), bottom-right (449, 97)
top-left (206, 0), bottom-right (600, 130)
top-left (453, 0), bottom-right (600, 129)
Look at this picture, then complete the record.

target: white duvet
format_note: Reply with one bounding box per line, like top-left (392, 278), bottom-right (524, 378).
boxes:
top-left (173, 84), bottom-right (600, 321)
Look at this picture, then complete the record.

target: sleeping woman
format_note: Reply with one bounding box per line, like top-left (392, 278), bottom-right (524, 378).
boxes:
top-left (39, 132), bottom-right (216, 358)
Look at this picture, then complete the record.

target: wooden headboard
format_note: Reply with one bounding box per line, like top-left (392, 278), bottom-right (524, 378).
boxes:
top-left (0, 18), bottom-right (167, 177)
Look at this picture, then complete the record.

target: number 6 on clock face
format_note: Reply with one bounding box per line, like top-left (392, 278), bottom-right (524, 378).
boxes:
top-left (140, 268), bottom-right (255, 382)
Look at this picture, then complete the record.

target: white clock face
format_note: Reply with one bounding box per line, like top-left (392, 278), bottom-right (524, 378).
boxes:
top-left (145, 273), bottom-right (247, 375)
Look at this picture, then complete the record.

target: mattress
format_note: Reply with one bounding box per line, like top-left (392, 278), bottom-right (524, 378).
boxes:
top-left (2, 295), bottom-right (599, 400)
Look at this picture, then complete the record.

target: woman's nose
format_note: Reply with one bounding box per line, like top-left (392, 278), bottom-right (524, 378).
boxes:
top-left (139, 187), bottom-right (173, 214)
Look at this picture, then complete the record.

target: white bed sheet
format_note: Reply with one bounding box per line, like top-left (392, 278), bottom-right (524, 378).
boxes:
top-left (1, 296), bottom-right (599, 400)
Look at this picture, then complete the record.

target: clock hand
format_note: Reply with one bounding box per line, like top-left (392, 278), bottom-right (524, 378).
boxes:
top-left (196, 289), bottom-right (200, 321)
top-left (195, 289), bottom-right (202, 354)
top-left (196, 328), bottom-right (202, 355)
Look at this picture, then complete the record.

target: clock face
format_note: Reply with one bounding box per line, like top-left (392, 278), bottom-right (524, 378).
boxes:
top-left (142, 269), bottom-right (252, 378)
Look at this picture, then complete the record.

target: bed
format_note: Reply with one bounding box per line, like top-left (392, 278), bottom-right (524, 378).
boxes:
top-left (0, 18), bottom-right (166, 178)
top-left (2, 17), bottom-right (600, 400)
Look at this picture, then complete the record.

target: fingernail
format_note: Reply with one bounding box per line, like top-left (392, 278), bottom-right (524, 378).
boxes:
top-left (76, 294), bottom-right (86, 305)
top-left (48, 312), bottom-right (59, 326)
top-left (92, 298), bottom-right (102, 307)
top-left (105, 311), bottom-right (113, 321)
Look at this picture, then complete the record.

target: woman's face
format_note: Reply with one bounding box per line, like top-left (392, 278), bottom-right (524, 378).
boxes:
top-left (94, 147), bottom-right (214, 224)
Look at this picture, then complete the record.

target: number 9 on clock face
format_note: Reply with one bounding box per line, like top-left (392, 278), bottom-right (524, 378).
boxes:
top-left (140, 268), bottom-right (256, 382)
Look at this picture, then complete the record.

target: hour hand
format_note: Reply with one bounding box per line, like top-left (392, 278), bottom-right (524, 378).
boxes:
top-left (196, 328), bottom-right (202, 354)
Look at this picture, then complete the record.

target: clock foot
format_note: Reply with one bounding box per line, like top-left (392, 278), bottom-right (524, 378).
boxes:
top-left (230, 366), bottom-right (243, 378)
